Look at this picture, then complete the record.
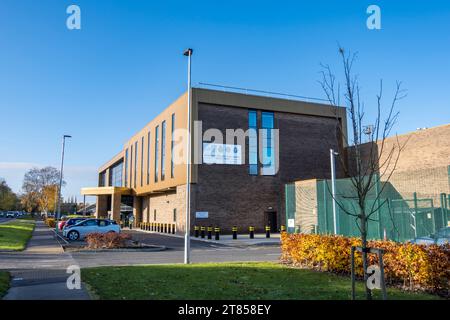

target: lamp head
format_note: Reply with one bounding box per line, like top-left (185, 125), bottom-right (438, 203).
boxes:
top-left (183, 48), bottom-right (193, 56)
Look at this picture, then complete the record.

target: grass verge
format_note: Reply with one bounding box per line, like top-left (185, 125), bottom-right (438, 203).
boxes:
top-left (0, 219), bottom-right (35, 251)
top-left (0, 271), bottom-right (10, 298)
top-left (82, 262), bottom-right (440, 300)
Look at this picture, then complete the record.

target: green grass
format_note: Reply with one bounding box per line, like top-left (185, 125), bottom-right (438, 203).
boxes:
top-left (82, 262), bottom-right (440, 300)
top-left (0, 271), bottom-right (10, 298)
top-left (0, 219), bottom-right (35, 251)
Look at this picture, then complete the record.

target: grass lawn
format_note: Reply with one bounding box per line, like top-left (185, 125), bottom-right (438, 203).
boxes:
top-left (0, 271), bottom-right (10, 298)
top-left (82, 262), bottom-right (440, 300)
top-left (0, 219), bottom-right (35, 251)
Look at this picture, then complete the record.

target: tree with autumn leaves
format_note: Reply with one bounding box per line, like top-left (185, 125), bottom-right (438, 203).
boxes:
top-left (21, 167), bottom-right (64, 213)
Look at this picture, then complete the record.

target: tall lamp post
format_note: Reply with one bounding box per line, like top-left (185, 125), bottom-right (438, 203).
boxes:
top-left (55, 134), bottom-right (72, 233)
top-left (330, 149), bottom-right (339, 235)
top-left (183, 48), bottom-right (193, 264)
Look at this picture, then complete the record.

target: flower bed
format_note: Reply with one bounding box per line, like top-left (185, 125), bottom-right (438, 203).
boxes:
top-left (85, 232), bottom-right (132, 249)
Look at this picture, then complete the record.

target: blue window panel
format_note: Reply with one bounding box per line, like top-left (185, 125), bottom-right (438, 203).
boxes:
top-left (261, 112), bottom-right (276, 175)
top-left (261, 112), bottom-right (274, 129)
top-left (248, 110), bottom-right (258, 175)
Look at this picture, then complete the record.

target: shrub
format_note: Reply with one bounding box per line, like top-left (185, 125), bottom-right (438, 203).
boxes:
top-left (281, 233), bottom-right (450, 296)
top-left (45, 218), bottom-right (56, 228)
top-left (85, 232), bottom-right (132, 249)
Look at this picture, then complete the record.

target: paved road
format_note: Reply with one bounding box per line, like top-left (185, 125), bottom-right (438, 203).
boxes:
top-left (0, 218), bottom-right (14, 224)
top-left (68, 230), bottom-right (280, 268)
top-left (0, 222), bottom-right (280, 299)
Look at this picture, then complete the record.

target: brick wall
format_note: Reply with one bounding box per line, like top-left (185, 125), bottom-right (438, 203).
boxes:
top-left (191, 103), bottom-right (343, 233)
top-left (351, 124), bottom-right (450, 204)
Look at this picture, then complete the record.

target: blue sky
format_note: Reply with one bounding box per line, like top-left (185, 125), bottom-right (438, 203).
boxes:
top-left (0, 0), bottom-right (449, 201)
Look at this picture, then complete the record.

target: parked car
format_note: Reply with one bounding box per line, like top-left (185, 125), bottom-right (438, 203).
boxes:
top-left (62, 217), bottom-right (88, 231)
top-left (0, 212), bottom-right (4, 218)
top-left (63, 219), bottom-right (120, 241)
top-left (409, 226), bottom-right (450, 246)
top-left (6, 212), bottom-right (15, 218)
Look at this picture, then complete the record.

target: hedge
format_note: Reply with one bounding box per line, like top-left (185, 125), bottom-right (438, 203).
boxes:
top-left (44, 218), bottom-right (56, 228)
top-left (281, 233), bottom-right (450, 297)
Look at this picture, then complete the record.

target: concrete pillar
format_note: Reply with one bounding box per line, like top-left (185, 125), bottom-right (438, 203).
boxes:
top-left (133, 196), bottom-right (142, 227)
top-left (111, 193), bottom-right (121, 222)
top-left (105, 168), bottom-right (111, 186)
top-left (96, 195), bottom-right (108, 218)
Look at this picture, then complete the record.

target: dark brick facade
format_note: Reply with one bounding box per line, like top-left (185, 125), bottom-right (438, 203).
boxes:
top-left (191, 103), bottom-right (343, 233)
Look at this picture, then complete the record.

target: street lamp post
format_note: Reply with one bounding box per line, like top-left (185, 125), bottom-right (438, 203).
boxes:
top-left (330, 149), bottom-right (339, 235)
top-left (183, 48), bottom-right (193, 264)
top-left (55, 134), bottom-right (72, 233)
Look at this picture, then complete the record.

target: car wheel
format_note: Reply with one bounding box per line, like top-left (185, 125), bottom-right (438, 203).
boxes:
top-left (68, 230), bottom-right (80, 241)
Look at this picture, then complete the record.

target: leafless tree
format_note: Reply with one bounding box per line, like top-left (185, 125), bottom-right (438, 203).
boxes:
top-left (319, 47), bottom-right (408, 299)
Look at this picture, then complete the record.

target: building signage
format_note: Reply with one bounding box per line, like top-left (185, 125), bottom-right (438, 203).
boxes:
top-left (288, 219), bottom-right (295, 228)
top-left (195, 211), bottom-right (209, 219)
top-left (203, 143), bottom-right (242, 165)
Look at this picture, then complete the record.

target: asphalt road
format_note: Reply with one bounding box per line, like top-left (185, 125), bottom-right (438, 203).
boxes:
top-left (0, 229), bottom-right (281, 271)
top-left (69, 230), bottom-right (281, 268)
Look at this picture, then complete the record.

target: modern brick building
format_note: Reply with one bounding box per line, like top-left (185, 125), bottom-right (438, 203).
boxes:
top-left (82, 88), bottom-right (347, 234)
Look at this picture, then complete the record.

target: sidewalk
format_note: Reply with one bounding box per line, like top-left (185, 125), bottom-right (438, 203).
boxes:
top-left (2, 220), bottom-right (91, 300)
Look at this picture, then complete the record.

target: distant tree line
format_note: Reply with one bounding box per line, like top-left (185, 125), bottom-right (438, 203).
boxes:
top-left (0, 179), bottom-right (20, 211)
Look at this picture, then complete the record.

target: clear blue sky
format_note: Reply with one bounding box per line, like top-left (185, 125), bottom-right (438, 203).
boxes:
top-left (0, 0), bottom-right (449, 201)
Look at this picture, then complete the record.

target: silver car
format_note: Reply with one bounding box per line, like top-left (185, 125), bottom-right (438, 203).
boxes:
top-left (409, 227), bottom-right (450, 246)
top-left (63, 218), bottom-right (121, 241)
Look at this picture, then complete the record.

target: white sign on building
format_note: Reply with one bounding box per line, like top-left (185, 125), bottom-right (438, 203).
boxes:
top-left (203, 143), bottom-right (242, 165)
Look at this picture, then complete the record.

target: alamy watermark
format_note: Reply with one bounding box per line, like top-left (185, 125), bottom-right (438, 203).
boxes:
top-left (169, 121), bottom-right (280, 174)
top-left (66, 265), bottom-right (81, 290)
top-left (66, 5), bottom-right (81, 30)
top-left (367, 5), bottom-right (381, 30)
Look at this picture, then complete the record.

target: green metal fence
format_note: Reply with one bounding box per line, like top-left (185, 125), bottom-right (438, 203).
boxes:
top-left (286, 169), bottom-right (450, 242)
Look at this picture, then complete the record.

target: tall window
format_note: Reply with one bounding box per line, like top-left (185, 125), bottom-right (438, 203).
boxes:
top-left (141, 136), bottom-right (144, 187)
top-left (110, 161), bottom-right (123, 187)
top-left (124, 148), bottom-right (128, 187)
top-left (153, 209), bottom-right (157, 221)
top-left (154, 125), bottom-right (159, 182)
top-left (147, 131), bottom-right (151, 185)
top-left (171, 113), bottom-right (175, 178)
top-left (130, 145), bottom-right (133, 188)
top-left (134, 141), bottom-right (138, 188)
top-left (161, 121), bottom-right (166, 181)
top-left (99, 171), bottom-right (106, 187)
top-left (248, 110), bottom-right (258, 175)
top-left (173, 208), bottom-right (177, 222)
top-left (261, 111), bottom-right (275, 175)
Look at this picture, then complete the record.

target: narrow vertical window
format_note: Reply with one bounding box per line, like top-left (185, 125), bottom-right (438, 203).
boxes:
top-left (134, 141), bottom-right (138, 188)
top-left (261, 111), bottom-right (275, 175)
top-left (171, 113), bottom-right (175, 178)
top-left (248, 110), bottom-right (258, 175)
top-left (173, 208), bottom-right (177, 222)
top-left (147, 131), bottom-right (151, 185)
top-left (153, 209), bottom-right (157, 221)
top-left (154, 126), bottom-right (159, 182)
top-left (161, 121), bottom-right (166, 181)
top-left (124, 148), bottom-right (128, 187)
top-left (130, 145), bottom-right (133, 188)
top-left (141, 136), bottom-right (144, 187)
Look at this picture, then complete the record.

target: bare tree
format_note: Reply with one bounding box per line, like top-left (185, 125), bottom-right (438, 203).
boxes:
top-left (319, 47), bottom-right (407, 299)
